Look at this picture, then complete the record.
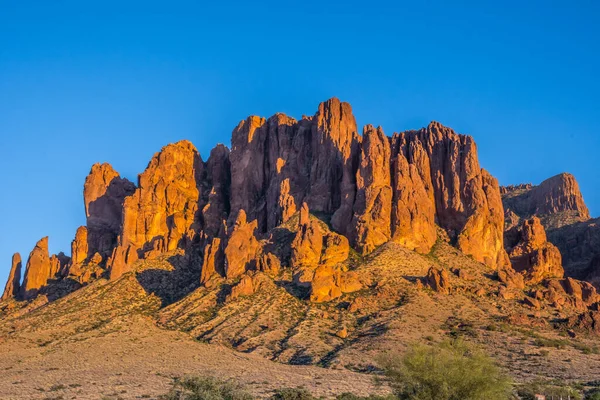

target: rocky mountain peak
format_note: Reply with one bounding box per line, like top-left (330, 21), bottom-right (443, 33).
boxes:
top-left (501, 172), bottom-right (590, 230)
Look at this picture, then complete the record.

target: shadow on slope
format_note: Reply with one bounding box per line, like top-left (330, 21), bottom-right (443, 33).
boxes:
top-left (135, 251), bottom-right (203, 307)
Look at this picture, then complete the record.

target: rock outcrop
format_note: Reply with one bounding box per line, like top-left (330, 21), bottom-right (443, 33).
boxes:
top-left (290, 203), bottom-right (358, 302)
top-left (389, 133), bottom-right (437, 253)
top-left (227, 272), bottom-right (271, 301)
top-left (507, 217), bottom-right (564, 284)
top-left (228, 98), bottom-right (361, 236)
top-left (350, 125), bottom-right (392, 254)
top-left (291, 203), bottom-right (350, 271)
top-left (21, 237), bottom-right (55, 299)
top-left (567, 311), bottom-right (600, 334)
top-left (84, 163), bottom-right (136, 261)
top-left (1, 253), bottom-right (22, 301)
top-left (109, 141), bottom-right (204, 280)
top-left (70, 226), bottom-right (89, 267)
top-left (215, 101), bottom-right (507, 266)
top-left (539, 277), bottom-right (600, 311)
top-left (200, 238), bottom-right (224, 285)
top-left (425, 267), bottom-right (451, 294)
top-left (311, 99), bottom-right (361, 236)
top-left (202, 145), bottom-right (231, 238)
top-left (391, 123), bottom-right (508, 268)
top-left (223, 211), bottom-right (261, 279)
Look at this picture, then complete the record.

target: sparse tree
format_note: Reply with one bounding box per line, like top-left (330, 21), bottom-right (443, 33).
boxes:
top-left (379, 339), bottom-right (512, 400)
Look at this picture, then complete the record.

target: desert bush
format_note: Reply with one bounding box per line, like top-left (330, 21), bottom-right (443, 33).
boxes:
top-left (586, 389), bottom-right (600, 400)
top-left (159, 376), bottom-right (253, 400)
top-left (379, 339), bottom-right (512, 400)
top-left (517, 380), bottom-right (582, 400)
top-left (335, 393), bottom-right (396, 400)
top-left (270, 388), bottom-right (315, 400)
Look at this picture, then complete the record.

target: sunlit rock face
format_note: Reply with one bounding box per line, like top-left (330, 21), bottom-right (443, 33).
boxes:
top-left (2, 253), bottom-right (22, 301)
top-left (84, 163), bottom-right (136, 263)
top-left (108, 140), bottom-right (204, 279)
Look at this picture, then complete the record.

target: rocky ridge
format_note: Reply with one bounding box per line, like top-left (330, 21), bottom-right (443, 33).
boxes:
top-left (2, 98), bottom-right (599, 338)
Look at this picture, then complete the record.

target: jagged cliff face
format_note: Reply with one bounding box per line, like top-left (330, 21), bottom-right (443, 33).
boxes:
top-left (393, 123), bottom-right (508, 268)
top-left (108, 140), bottom-right (205, 279)
top-left (228, 98), bottom-right (361, 235)
top-left (227, 101), bottom-right (509, 268)
top-left (84, 163), bottom-right (136, 262)
top-left (3, 98), bottom-right (513, 302)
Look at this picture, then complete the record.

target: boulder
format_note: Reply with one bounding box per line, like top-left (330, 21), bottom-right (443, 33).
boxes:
top-left (425, 266), bottom-right (451, 294)
top-left (497, 264), bottom-right (525, 290)
top-left (540, 278), bottom-right (600, 310)
top-left (310, 265), bottom-right (343, 302)
top-left (523, 296), bottom-right (541, 309)
top-left (567, 311), bottom-right (600, 334)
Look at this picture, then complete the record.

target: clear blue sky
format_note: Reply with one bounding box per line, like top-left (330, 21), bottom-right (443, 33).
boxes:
top-left (1, 0), bottom-right (599, 285)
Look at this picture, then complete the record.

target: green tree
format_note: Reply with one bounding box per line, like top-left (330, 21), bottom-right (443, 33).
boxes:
top-left (379, 339), bottom-right (512, 400)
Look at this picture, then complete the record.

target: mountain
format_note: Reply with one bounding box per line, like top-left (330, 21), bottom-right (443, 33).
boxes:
top-left (1, 98), bottom-right (600, 399)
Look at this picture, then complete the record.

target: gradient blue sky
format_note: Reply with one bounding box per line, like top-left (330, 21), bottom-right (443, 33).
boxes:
top-left (1, 0), bottom-right (599, 285)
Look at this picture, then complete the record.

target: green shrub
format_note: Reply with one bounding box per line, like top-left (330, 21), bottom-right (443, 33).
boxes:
top-left (379, 339), bottom-right (512, 400)
top-left (517, 380), bottom-right (582, 400)
top-left (159, 376), bottom-right (254, 400)
top-left (335, 393), bottom-right (396, 400)
top-left (270, 387), bottom-right (315, 400)
top-left (586, 389), bottom-right (600, 400)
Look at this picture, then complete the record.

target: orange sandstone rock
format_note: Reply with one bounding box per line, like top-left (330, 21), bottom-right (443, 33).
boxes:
top-left (1, 253), bottom-right (22, 301)
top-left (223, 211), bottom-right (261, 279)
top-left (70, 226), bottom-right (88, 267)
top-left (84, 163), bottom-right (135, 260)
top-left (350, 125), bottom-right (392, 254)
top-left (21, 237), bottom-right (53, 299)
top-left (425, 266), bottom-right (451, 294)
top-left (508, 217), bottom-right (564, 284)
top-left (390, 133), bottom-right (437, 253)
top-left (109, 140), bottom-right (204, 280)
